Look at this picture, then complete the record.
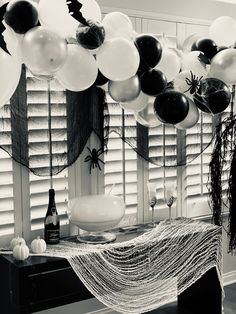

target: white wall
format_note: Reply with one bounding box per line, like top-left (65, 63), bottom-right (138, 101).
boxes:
top-left (97, 0), bottom-right (236, 21)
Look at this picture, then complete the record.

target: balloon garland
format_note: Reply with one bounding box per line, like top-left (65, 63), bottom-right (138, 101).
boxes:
top-left (0, 0), bottom-right (234, 125)
top-left (0, 1), bottom-right (236, 251)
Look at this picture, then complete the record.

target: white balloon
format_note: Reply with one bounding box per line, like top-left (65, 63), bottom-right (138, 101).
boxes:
top-left (175, 98), bottom-right (199, 129)
top-left (155, 48), bottom-right (181, 82)
top-left (181, 51), bottom-right (208, 77)
top-left (38, 0), bottom-right (78, 37)
top-left (79, 0), bottom-right (102, 22)
top-left (102, 12), bottom-right (133, 41)
top-left (209, 16), bottom-right (236, 46)
top-left (182, 34), bottom-right (201, 52)
top-left (120, 92), bottom-right (148, 112)
top-left (174, 70), bottom-right (205, 100)
top-left (134, 97), bottom-right (162, 128)
top-left (209, 48), bottom-right (236, 84)
top-left (0, 48), bottom-right (22, 108)
top-left (2, 21), bottom-right (23, 60)
top-left (56, 44), bottom-right (98, 91)
top-left (96, 38), bottom-right (140, 81)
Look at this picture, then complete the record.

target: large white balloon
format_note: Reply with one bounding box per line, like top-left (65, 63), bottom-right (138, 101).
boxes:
top-left (134, 97), bottom-right (162, 128)
top-left (102, 12), bottom-right (134, 41)
top-left (209, 48), bottom-right (236, 84)
top-left (79, 0), bottom-right (102, 22)
top-left (38, 0), bottom-right (78, 37)
top-left (120, 91), bottom-right (148, 112)
top-left (2, 21), bottom-right (23, 59)
top-left (209, 16), bottom-right (236, 47)
top-left (0, 48), bottom-right (22, 108)
top-left (56, 44), bottom-right (98, 91)
top-left (155, 48), bottom-right (181, 82)
top-left (182, 34), bottom-right (201, 52)
top-left (181, 51), bottom-right (208, 77)
top-left (174, 70), bottom-right (205, 100)
top-left (96, 38), bottom-right (140, 81)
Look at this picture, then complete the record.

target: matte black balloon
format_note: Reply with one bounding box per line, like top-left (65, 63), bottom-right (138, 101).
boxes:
top-left (4, 0), bottom-right (38, 34)
top-left (191, 38), bottom-right (218, 60)
top-left (140, 69), bottom-right (167, 96)
top-left (94, 70), bottom-right (109, 86)
top-left (76, 19), bottom-right (105, 50)
top-left (135, 34), bottom-right (162, 68)
top-left (193, 78), bottom-right (231, 114)
top-left (154, 91), bottom-right (189, 124)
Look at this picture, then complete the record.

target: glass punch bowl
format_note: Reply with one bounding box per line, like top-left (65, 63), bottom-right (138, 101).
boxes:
top-left (68, 194), bottom-right (125, 244)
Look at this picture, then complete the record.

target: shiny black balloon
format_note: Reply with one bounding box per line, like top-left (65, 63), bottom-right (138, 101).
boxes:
top-left (154, 91), bottom-right (189, 124)
top-left (135, 34), bottom-right (162, 69)
top-left (4, 0), bottom-right (39, 34)
top-left (193, 78), bottom-right (231, 114)
top-left (191, 38), bottom-right (218, 60)
top-left (76, 20), bottom-right (105, 50)
top-left (94, 70), bottom-right (109, 86)
top-left (140, 69), bottom-right (167, 96)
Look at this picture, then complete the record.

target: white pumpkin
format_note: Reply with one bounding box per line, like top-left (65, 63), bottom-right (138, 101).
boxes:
top-left (13, 242), bottom-right (29, 261)
top-left (10, 236), bottom-right (26, 250)
top-left (31, 236), bottom-right (47, 254)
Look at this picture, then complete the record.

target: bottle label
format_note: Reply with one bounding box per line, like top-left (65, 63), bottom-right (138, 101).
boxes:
top-left (46, 230), bottom-right (60, 243)
top-left (45, 213), bottom-right (59, 226)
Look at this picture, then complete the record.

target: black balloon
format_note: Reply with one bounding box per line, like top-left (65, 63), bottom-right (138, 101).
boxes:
top-left (191, 38), bottom-right (218, 60)
top-left (135, 34), bottom-right (162, 69)
top-left (154, 91), bottom-right (189, 124)
top-left (76, 19), bottom-right (105, 50)
top-left (94, 70), bottom-right (109, 86)
top-left (140, 69), bottom-right (167, 96)
top-left (193, 78), bottom-right (231, 114)
top-left (4, 0), bottom-right (39, 34)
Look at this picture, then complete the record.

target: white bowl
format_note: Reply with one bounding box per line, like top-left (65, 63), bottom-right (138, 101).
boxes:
top-left (68, 194), bottom-right (125, 232)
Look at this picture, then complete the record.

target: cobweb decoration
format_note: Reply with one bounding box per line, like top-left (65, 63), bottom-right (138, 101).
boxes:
top-left (0, 67), bottom-right (109, 176)
top-left (107, 100), bottom-right (214, 168)
top-left (26, 218), bottom-right (222, 313)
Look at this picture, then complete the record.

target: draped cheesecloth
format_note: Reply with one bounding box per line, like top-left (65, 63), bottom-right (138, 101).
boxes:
top-left (31, 218), bottom-right (222, 313)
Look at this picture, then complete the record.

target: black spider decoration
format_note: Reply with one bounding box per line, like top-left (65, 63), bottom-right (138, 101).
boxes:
top-left (184, 71), bottom-right (203, 95)
top-left (84, 147), bottom-right (105, 174)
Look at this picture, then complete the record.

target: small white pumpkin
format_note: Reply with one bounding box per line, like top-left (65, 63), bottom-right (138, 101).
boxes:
top-left (31, 236), bottom-right (47, 254)
top-left (13, 242), bottom-right (29, 261)
top-left (10, 235), bottom-right (26, 250)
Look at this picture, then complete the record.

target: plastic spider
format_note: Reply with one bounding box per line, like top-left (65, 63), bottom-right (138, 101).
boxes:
top-left (184, 71), bottom-right (203, 95)
top-left (84, 147), bottom-right (105, 174)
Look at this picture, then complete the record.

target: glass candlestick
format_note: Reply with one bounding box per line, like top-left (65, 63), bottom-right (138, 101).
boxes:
top-left (167, 196), bottom-right (175, 220)
top-left (149, 196), bottom-right (157, 227)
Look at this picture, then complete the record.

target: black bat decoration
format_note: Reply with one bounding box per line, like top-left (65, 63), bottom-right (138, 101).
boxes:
top-left (66, 0), bottom-right (89, 26)
top-left (0, 3), bottom-right (10, 55)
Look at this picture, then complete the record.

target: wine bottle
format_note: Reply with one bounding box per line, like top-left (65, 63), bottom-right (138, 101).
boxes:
top-left (44, 189), bottom-right (60, 244)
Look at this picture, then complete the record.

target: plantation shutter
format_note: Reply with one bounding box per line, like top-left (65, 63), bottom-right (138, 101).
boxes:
top-left (104, 95), bottom-right (138, 223)
top-left (26, 73), bottom-right (69, 234)
top-left (0, 103), bottom-right (14, 238)
top-left (185, 113), bottom-right (213, 217)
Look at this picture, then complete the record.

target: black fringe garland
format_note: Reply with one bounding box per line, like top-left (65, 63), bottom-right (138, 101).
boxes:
top-left (208, 114), bottom-right (236, 254)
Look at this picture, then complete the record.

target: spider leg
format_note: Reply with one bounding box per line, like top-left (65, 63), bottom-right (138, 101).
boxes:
top-left (87, 147), bottom-right (92, 155)
top-left (97, 157), bottom-right (105, 165)
top-left (84, 156), bottom-right (92, 162)
top-left (89, 162), bottom-right (92, 174)
top-left (96, 147), bottom-right (103, 156)
top-left (184, 86), bottom-right (191, 93)
top-left (97, 162), bottom-right (102, 171)
top-left (185, 78), bottom-right (192, 85)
